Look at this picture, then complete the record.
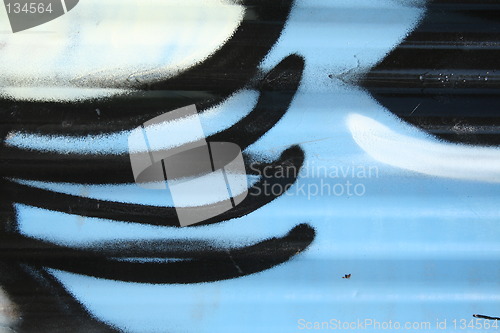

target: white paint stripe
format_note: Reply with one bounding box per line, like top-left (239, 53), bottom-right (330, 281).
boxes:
top-left (61, 0), bottom-right (68, 13)
top-left (347, 113), bottom-right (500, 183)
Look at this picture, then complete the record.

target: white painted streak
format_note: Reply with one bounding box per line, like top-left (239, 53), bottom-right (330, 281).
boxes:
top-left (347, 113), bottom-right (500, 183)
top-left (0, 0), bottom-right (244, 101)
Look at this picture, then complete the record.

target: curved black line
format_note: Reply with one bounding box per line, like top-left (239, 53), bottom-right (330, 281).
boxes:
top-left (211, 54), bottom-right (305, 150)
top-left (141, 0), bottom-right (296, 92)
top-left (0, 55), bottom-right (304, 184)
top-left (1, 223), bottom-right (315, 284)
top-left (7, 145), bottom-right (305, 227)
top-left (473, 314), bottom-right (500, 321)
top-left (0, 1), bottom-right (296, 136)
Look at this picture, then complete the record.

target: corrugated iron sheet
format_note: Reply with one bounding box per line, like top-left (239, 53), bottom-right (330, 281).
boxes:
top-left (0, 0), bottom-right (499, 332)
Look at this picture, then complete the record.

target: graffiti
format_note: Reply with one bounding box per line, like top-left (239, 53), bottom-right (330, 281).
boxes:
top-left (1, 0), bottom-right (499, 332)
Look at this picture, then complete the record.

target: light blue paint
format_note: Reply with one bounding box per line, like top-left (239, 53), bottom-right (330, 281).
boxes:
top-left (11, 1), bottom-right (500, 332)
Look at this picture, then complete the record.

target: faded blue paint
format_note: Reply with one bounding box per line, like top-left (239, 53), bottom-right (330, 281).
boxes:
top-left (12, 1), bottom-right (500, 332)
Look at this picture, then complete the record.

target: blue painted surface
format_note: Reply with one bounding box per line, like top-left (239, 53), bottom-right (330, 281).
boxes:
top-left (8, 0), bottom-right (500, 332)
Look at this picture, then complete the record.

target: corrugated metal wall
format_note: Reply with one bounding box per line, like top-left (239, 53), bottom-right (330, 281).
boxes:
top-left (0, 1), bottom-right (499, 332)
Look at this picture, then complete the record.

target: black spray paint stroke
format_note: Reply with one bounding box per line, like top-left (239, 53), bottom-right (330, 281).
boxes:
top-left (0, 0), bottom-right (296, 136)
top-left (4, 54), bottom-right (305, 227)
top-left (0, 2), bottom-right (316, 330)
top-left (1, 58), bottom-right (312, 332)
top-left (360, 0), bottom-right (500, 146)
top-left (0, 55), bottom-right (305, 184)
top-left (7, 145), bottom-right (305, 227)
top-left (0, 197), bottom-right (118, 333)
top-left (1, 224), bottom-right (315, 284)
top-left (0, 261), bottom-right (118, 333)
